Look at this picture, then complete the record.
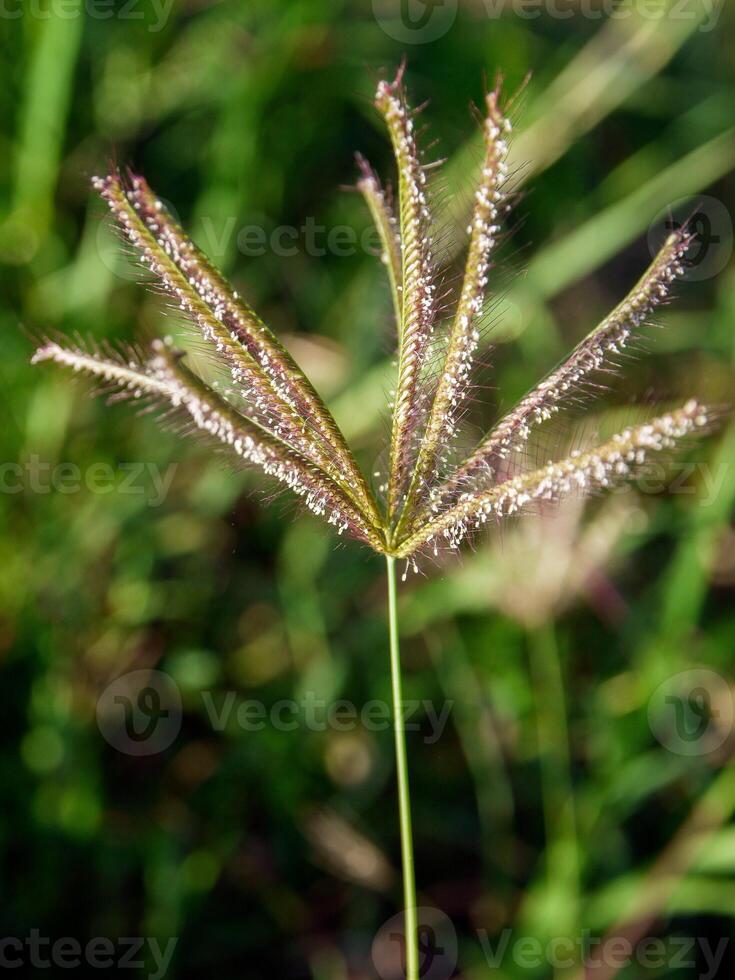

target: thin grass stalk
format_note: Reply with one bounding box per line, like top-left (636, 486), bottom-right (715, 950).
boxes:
top-left (529, 623), bottom-right (580, 977)
top-left (386, 555), bottom-right (419, 980)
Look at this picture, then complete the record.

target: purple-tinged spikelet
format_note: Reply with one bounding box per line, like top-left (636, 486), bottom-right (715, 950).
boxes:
top-left (375, 68), bottom-right (437, 520)
top-left (33, 338), bottom-right (384, 550)
top-left (394, 401), bottom-right (710, 559)
top-left (397, 88), bottom-right (512, 532)
top-left (443, 230), bottom-right (692, 496)
top-left (93, 172), bottom-right (380, 526)
top-left (32, 339), bottom-right (171, 398)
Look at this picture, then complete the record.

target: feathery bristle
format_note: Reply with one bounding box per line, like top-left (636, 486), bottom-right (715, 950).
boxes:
top-left (148, 343), bottom-right (384, 549)
top-left (32, 340), bottom-right (168, 397)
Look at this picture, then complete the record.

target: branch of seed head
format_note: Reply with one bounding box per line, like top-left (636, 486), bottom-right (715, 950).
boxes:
top-left (94, 172), bottom-right (380, 527)
top-left (32, 339), bottom-right (385, 551)
top-left (355, 153), bottom-right (403, 335)
top-left (375, 72), bottom-right (437, 521)
top-left (410, 230), bottom-right (692, 529)
top-left (395, 88), bottom-right (512, 537)
top-left (95, 175), bottom-right (309, 447)
top-left (392, 401), bottom-right (711, 560)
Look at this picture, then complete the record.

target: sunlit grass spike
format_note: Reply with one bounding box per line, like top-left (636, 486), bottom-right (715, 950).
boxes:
top-left (375, 69), bottom-right (437, 524)
top-left (396, 86), bottom-right (512, 533)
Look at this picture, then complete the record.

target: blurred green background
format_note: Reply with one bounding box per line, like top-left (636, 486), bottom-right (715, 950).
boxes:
top-left (2, 1), bottom-right (735, 977)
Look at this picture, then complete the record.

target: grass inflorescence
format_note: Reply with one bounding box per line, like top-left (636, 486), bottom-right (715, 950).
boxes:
top-left (33, 71), bottom-right (711, 569)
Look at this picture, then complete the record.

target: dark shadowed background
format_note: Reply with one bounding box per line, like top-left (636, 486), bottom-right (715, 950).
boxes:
top-left (2, 1), bottom-right (735, 978)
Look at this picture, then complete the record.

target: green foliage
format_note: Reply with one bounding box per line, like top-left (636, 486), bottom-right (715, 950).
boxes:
top-left (2, 2), bottom-right (734, 977)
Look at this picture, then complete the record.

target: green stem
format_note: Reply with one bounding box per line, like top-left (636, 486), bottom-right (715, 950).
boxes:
top-left (529, 623), bottom-right (580, 977)
top-left (386, 555), bottom-right (418, 980)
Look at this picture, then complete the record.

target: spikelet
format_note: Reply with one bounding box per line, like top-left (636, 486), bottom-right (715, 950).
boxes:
top-left (394, 402), bottom-right (711, 559)
top-left (32, 339), bottom-right (384, 550)
top-left (396, 87), bottom-right (512, 533)
top-left (32, 339), bottom-right (173, 399)
top-left (441, 230), bottom-right (692, 497)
